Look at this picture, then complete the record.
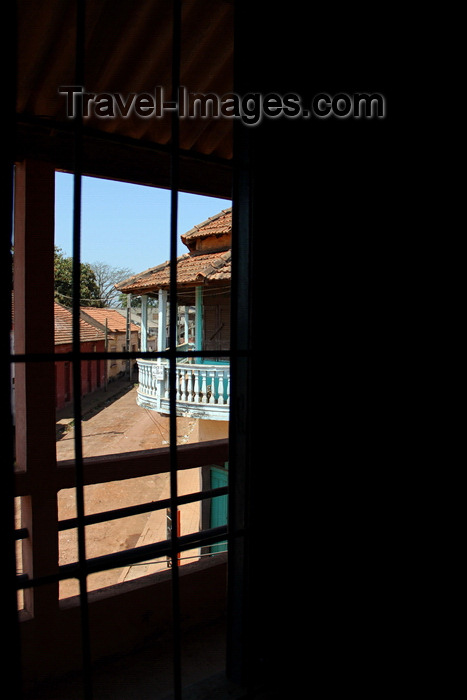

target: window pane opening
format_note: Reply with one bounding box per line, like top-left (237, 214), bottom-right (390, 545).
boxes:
top-left (57, 460), bottom-right (228, 598)
top-left (15, 109), bottom-right (235, 700)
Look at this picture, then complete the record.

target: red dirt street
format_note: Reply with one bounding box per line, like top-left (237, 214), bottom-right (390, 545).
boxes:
top-left (56, 380), bottom-right (198, 460)
top-left (55, 380), bottom-right (201, 598)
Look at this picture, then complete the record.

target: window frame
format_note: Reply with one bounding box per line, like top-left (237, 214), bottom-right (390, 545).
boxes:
top-left (8, 3), bottom-right (251, 699)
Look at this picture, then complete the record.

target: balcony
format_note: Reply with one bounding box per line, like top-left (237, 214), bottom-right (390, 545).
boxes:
top-left (136, 358), bottom-right (230, 421)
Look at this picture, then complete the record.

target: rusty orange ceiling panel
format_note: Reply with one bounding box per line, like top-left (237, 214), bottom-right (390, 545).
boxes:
top-left (15, 0), bottom-right (234, 195)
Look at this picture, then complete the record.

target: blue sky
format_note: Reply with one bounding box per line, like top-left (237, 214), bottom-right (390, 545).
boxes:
top-left (54, 172), bottom-right (231, 276)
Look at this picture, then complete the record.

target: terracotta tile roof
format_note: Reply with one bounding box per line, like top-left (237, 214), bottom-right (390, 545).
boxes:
top-left (180, 207), bottom-right (232, 247)
top-left (116, 250), bottom-right (231, 295)
top-left (116, 208), bottom-right (232, 295)
top-left (54, 302), bottom-right (106, 345)
top-left (80, 307), bottom-right (139, 333)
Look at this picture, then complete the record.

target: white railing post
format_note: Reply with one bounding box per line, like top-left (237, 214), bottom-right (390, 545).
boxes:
top-left (200, 369), bottom-right (207, 403)
top-left (187, 368), bottom-right (193, 402)
top-left (193, 368), bottom-right (200, 403)
top-left (208, 368), bottom-right (216, 404)
top-left (217, 368), bottom-right (225, 405)
top-left (176, 367), bottom-right (181, 401)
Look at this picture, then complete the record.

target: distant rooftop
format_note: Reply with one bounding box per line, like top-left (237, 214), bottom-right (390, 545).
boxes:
top-left (80, 307), bottom-right (139, 334)
top-left (180, 207), bottom-right (232, 250)
top-left (54, 302), bottom-right (105, 345)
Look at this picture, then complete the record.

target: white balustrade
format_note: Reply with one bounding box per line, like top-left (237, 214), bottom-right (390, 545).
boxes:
top-left (136, 359), bottom-right (230, 419)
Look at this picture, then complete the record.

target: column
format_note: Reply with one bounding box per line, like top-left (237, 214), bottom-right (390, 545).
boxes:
top-left (195, 285), bottom-right (203, 361)
top-left (184, 306), bottom-right (189, 345)
top-left (158, 289), bottom-right (167, 352)
top-left (14, 160), bottom-right (58, 617)
top-left (140, 294), bottom-right (148, 352)
top-left (156, 290), bottom-right (167, 408)
top-left (127, 293), bottom-right (133, 379)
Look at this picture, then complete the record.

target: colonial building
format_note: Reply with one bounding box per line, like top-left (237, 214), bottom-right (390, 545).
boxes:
top-left (54, 302), bottom-right (106, 410)
top-left (80, 306), bottom-right (139, 381)
top-left (116, 207), bottom-right (232, 443)
top-left (116, 210), bottom-right (231, 544)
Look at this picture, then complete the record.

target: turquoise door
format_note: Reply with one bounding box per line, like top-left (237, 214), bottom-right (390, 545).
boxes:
top-left (210, 465), bottom-right (228, 553)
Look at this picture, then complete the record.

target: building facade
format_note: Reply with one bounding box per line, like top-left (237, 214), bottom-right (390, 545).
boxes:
top-left (54, 302), bottom-right (106, 410)
top-left (80, 306), bottom-right (139, 382)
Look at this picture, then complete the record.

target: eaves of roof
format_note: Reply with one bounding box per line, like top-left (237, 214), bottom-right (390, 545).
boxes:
top-left (116, 249), bottom-right (231, 295)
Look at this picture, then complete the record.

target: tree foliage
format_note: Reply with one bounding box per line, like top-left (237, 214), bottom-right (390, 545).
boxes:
top-left (54, 247), bottom-right (101, 306)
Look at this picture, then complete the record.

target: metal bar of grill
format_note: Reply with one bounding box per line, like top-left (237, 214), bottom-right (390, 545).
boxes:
top-left (15, 489), bottom-right (229, 540)
top-left (12, 349), bottom-right (235, 363)
top-left (71, 1), bottom-right (93, 697)
top-left (169, 3), bottom-right (183, 697)
top-left (56, 487), bottom-right (229, 531)
top-left (17, 526), bottom-right (229, 590)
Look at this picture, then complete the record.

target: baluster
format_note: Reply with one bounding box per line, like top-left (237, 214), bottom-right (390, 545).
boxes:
top-left (179, 367), bottom-right (184, 401)
top-left (217, 368), bottom-right (225, 405)
top-left (172, 366), bottom-right (176, 399)
top-left (147, 364), bottom-right (151, 396)
top-left (193, 368), bottom-right (200, 403)
top-left (226, 371), bottom-right (230, 405)
top-left (177, 366), bottom-right (181, 399)
top-left (156, 364), bottom-right (164, 409)
top-left (208, 368), bottom-right (216, 404)
top-left (187, 368), bottom-right (193, 402)
top-left (181, 367), bottom-right (187, 401)
top-left (200, 369), bottom-right (207, 403)
top-left (174, 367), bottom-right (179, 400)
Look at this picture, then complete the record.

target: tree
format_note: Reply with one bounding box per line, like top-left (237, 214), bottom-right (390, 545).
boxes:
top-left (89, 261), bottom-right (134, 308)
top-left (54, 247), bottom-right (101, 306)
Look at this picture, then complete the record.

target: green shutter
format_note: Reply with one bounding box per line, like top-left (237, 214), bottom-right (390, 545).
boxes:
top-left (210, 465), bottom-right (228, 553)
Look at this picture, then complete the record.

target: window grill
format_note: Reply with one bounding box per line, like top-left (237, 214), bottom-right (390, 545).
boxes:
top-left (9, 2), bottom-right (248, 699)
top-left (6, 1), bottom-right (404, 697)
